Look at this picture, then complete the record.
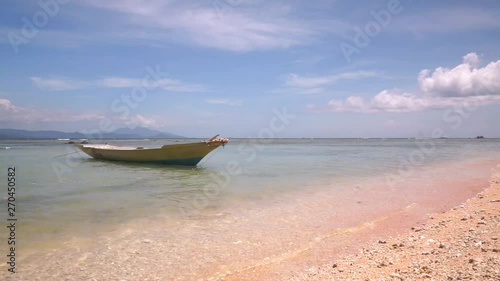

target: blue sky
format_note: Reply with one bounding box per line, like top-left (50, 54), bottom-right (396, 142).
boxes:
top-left (1, 0), bottom-right (500, 138)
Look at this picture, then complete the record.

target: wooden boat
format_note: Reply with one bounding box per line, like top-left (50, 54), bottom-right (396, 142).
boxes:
top-left (74, 135), bottom-right (229, 166)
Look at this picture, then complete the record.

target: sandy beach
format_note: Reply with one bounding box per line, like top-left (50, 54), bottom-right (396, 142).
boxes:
top-left (4, 159), bottom-right (499, 280)
top-left (291, 166), bottom-right (500, 281)
top-left (4, 0), bottom-right (500, 279)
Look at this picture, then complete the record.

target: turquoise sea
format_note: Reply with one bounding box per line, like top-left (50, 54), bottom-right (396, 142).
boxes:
top-left (1, 138), bottom-right (500, 279)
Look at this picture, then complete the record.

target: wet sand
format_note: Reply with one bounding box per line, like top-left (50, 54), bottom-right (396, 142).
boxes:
top-left (291, 165), bottom-right (500, 281)
top-left (2, 157), bottom-right (499, 280)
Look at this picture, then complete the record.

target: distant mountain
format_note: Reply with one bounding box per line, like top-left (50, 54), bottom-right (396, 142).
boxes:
top-left (0, 127), bottom-right (182, 139)
top-left (0, 129), bottom-right (86, 139)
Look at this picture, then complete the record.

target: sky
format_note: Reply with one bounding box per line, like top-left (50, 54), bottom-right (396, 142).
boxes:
top-left (1, 0), bottom-right (500, 138)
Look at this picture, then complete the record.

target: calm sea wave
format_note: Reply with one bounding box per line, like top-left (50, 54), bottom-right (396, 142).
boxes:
top-left (1, 138), bottom-right (499, 250)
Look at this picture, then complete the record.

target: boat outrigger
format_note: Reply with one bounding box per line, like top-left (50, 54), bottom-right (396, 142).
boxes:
top-left (74, 135), bottom-right (229, 166)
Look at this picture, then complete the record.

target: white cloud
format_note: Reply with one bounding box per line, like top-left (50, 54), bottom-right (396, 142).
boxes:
top-left (32, 76), bottom-right (205, 93)
top-left (463, 53), bottom-right (481, 67)
top-left (0, 98), bottom-right (105, 123)
top-left (0, 98), bottom-right (24, 113)
top-left (326, 90), bottom-right (500, 113)
top-left (317, 53), bottom-right (500, 113)
top-left (30, 77), bottom-right (87, 91)
top-left (370, 90), bottom-right (431, 112)
top-left (155, 79), bottom-right (206, 92)
top-left (301, 88), bottom-right (325, 95)
top-left (205, 99), bottom-right (242, 106)
top-left (74, 0), bottom-right (317, 52)
top-left (0, 98), bottom-right (161, 129)
top-left (121, 114), bottom-right (157, 128)
top-left (96, 78), bottom-right (142, 88)
top-left (418, 52), bottom-right (500, 97)
top-left (286, 71), bottom-right (378, 88)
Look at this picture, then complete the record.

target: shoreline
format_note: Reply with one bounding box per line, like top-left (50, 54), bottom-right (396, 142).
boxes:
top-left (291, 165), bottom-right (500, 281)
top-left (3, 158), bottom-right (499, 280)
top-left (213, 157), bottom-right (498, 280)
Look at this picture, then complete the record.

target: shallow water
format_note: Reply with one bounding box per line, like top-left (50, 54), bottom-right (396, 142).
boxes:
top-left (0, 138), bottom-right (499, 262)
